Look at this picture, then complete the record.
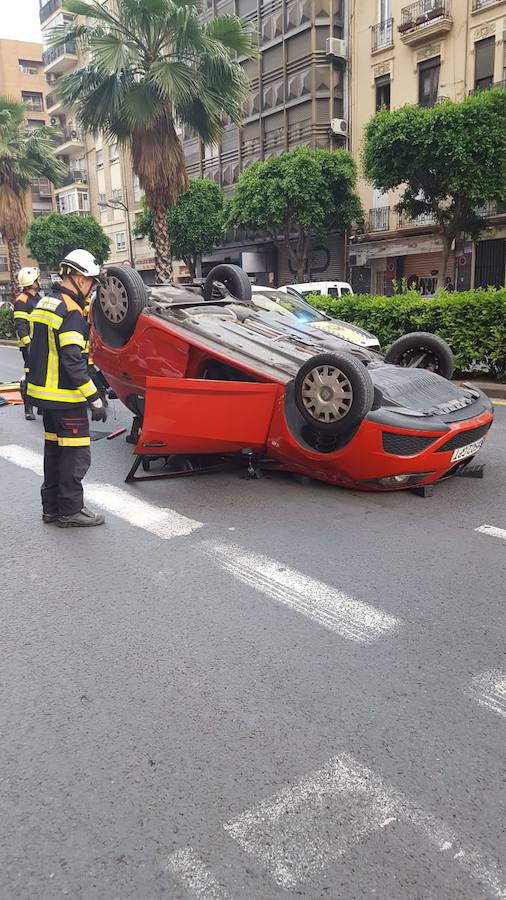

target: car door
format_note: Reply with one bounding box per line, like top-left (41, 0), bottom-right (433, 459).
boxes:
top-left (138, 376), bottom-right (281, 455)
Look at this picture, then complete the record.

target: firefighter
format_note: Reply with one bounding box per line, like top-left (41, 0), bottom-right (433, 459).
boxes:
top-left (13, 267), bottom-right (41, 420)
top-left (27, 249), bottom-right (108, 527)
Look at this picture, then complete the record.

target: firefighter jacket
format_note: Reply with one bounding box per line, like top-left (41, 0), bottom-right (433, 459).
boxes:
top-left (13, 290), bottom-right (40, 367)
top-left (27, 288), bottom-right (100, 409)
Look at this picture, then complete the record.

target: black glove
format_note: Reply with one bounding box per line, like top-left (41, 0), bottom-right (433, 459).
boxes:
top-left (90, 398), bottom-right (108, 423)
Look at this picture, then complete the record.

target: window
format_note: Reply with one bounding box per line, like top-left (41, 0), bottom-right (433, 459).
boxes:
top-left (32, 177), bottom-right (52, 196)
top-left (475, 37), bottom-right (495, 91)
top-left (0, 256), bottom-right (8, 272)
top-left (375, 75), bottom-right (391, 111)
top-left (418, 56), bottom-right (440, 107)
top-left (133, 174), bottom-right (142, 201)
top-left (115, 232), bottom-right (126, 251)
top-left (26, 119), bottom-right (45, 129)
top-left (378, 0), bottom-right (391, 18)
top-left (98, 192), bottom-right (107, 205)
top-left (57, 189), bottom-right (89, 214)
top-left (21, 91), bottom-right (43, 112)
top-left (19, 59), bottom-right (41, 75)
top-left (110, 142), bottom-right (119, 162)
top-left (111, 188), bottom-right (123, 203)
top-left (96, 148), bottom-right (104, 167)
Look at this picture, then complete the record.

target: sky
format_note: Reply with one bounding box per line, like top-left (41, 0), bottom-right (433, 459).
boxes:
top-left (0, 0), bottom-right (42, 44)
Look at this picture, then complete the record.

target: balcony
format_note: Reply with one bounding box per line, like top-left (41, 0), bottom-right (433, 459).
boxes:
top-left (372, 19), bottom-right (394, 53)
top-left (56, 168), bottom-right (88, 189)
top-left (369, 207), bottom-right (391, 232)
top-left (399, 0), bottom-right (452, 47)
top-left (55, 126), bottom-right (84, 154)
top-left (39, 0), bottom-right (61, 23)
top-left (476, 200), bottom-right (506, 218)
top-left (46, 89), bottom-right (63, 115)
top-left (56, 187), bottom-right (89, 215)
top-left (43, 42), bottom-right (77, 76)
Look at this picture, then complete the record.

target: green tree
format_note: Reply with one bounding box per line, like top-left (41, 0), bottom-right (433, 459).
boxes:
top-left (0, 97), bottom-right (65, 295)
top-left (50, 0), bottom-right (255, 282)
top-left (363, 89), bottom-right (506, 287)
top-left (26, 213), bottom-right (111, 271)
top-left (134, 179), bottom-right (225, 278)
top-left (227, 147), bottom-right (362, 282)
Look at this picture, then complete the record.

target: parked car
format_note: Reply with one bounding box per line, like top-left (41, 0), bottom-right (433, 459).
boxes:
top-left (89, 264), bottom-right (493, 492)
top-left (280, 280), bottom-right (354, 299)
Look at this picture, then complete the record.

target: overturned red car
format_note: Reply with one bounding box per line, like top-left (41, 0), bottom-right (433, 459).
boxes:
top-left (90, 264), bottom-right (493, 492)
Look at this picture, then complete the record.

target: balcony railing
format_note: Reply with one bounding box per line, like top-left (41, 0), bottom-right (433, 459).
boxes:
top-left (43, 42), bottom-right (77, 68)
top-left (56, 126), bottom-right (83, 145)
top-left (399, 0), bottom-right (451, 33)
top-left (475, 200), bottom-right (506, 218)
top-left (369, 207), bottom-right (391, 232)
top-left (397, 210), bottom-right (436, 228)
top-left (46, 90), bottom-right (61, 110)
top-left (61, 169), bottom-right (88, 187)
top-left (39, 0), bottom-right (61, 22)
top-left (372, 18), bottom-right (394, 52)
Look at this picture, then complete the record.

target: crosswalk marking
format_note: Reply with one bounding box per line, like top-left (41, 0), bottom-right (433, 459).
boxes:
top-left (469, 670), bottom-right (506, 719)
top-left (167, 848), bottom-right (233, 900)
top-left (224, 753), bottom-right (506, 897)
top-left (0, 444), bottom-right (202, 539)
top-left (202, 541), bottom-right (400, 643)
top-left (475, 525), bottom-right (506, 542)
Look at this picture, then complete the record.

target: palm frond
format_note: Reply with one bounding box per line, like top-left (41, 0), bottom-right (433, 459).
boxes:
top-left (149, 61), bottom-right (198, 104)
top-left (90, 33), bottom-right (137, 74)
top-left (122, 83), bottom-right (166, 130)
top-left (45, 23), bottom-right (90, 51)
top-left (204, 16), bottom-right (257, 58)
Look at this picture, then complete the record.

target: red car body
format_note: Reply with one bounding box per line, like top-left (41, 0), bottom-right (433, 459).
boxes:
top-left (91, 282), bottom-right (494, 492)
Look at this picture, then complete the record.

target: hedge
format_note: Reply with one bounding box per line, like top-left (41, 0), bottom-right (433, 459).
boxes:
top-left (0, 304), bottom-right (15, 340)
top-left (307, 288), bottom-right (506, 379)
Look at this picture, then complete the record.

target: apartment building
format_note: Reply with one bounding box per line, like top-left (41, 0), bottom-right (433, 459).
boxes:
top-left (39, 0), bottom-right (154, 278)
top-left (182, 0), bottom-right (349, 285)
top-left (350, 0), bottom-right (506, 296)
top-left (0, 39), bottom-right (53, 294)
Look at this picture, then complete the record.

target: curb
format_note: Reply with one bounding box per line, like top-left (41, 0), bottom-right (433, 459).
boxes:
top-left (0, 339), bottom-right (16, 347)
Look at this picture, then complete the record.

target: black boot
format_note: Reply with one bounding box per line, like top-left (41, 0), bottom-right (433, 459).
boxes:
top-left (24, 403), bottom-right (36, 421)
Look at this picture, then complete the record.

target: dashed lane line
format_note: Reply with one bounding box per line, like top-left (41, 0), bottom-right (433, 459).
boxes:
top-left (0, 444), bottom-right (202, 539)
top-left (167, 848), bottom-right (233, 900)
top-left (223, 753), bottom-right (506, 897)
top-left (469, 670), bottom-right (506, 719)
top-left (475, 525), bottom-right (506, 543)
top-left (201, 541), bottom-right (400, 644)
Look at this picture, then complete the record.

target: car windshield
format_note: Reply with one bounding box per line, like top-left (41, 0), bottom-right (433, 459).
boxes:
top-left (252, 289), bottom-right (327, 324)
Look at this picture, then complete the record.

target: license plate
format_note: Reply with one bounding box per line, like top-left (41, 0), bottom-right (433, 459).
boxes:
top-left (451, 438), bottom-right (484, 462)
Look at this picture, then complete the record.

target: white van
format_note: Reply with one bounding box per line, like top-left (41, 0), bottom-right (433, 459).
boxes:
top-left (280, 281), bottom-right (354, 299)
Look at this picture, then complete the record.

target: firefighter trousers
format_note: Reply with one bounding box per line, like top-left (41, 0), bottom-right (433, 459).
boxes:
top-left (41, 407), bottom-right (91, 516)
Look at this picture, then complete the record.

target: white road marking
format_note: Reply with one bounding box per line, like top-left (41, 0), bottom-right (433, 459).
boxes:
top-left (475, 525), bottom-right (506, 543)
top-left (202, 542), bottom-right (400, 643)
top-left (85, 483), bottom-right (202, 539)
top-left (167, 847), bottom-right (232, 900)
top-left (0, 444), bottom-right (43, 476)
top-left (469, 670), bottom-right (506, 719)
top-left (224, 753), bottom-right (506, 898)
top-left (0, 445), bottom-right (202, 539)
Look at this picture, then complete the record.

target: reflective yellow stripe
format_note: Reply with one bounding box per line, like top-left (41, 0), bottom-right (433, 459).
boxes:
top-left (44, 431), bottom-right (58, 442)
top-left (88, 355), bottom-right (94, 365)
top-left (31, 310), bottom-right (63, 330)
top-left (27, 383), bottom-right (88, 403)
top-left (59, 330), bottom-right (85, 349)
top-left (58, 436), bottom-right (91, 447)
top-left (80, 379), bottom-right (97, 399)
top-left (20, 335), bottom-right (31, 346)
top-left (47, 327), bottom-right (58, 392)
top-left (14, 310), bottom-right (30, 321)
top-left (24, 367), bottom-right (29, 373)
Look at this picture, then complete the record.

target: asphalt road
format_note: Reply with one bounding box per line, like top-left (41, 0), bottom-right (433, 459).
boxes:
top-left (0, 343), bottom-right (505, 900)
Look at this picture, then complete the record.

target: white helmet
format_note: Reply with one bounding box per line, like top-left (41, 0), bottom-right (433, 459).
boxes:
top-left (59, 249), bottom-right (101, 279)
top-left (18, 266), bottom-right (40, 288)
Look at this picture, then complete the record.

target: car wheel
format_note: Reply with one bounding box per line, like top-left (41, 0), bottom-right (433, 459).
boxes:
top-left (203, 264), bottom-right (252, 303)
top-left (384, 332), bottom-right (454, 380)
top-left (294, 352), bottom-right (374, 434)
top-left (93, 265), bottom-right (148, 348)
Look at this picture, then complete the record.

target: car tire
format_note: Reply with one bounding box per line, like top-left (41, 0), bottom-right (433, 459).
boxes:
top-left (294, 352), bottom-right (374, 434)
top-left (203, 264), bottom-right (252, 303)
top-left (384, 332), bottom-right (454, 380)
top-left (93, 265), bottom-right (148, 348)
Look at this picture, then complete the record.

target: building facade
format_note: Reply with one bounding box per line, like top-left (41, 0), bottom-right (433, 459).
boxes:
top-left (181, 0), bottom-right (349, 285)
top-left (350, 0), bottom-right (506, 295)
top-left (0, 39), bottom-right (54, 294)
top-left (39, 0), bottom-right (155, 279)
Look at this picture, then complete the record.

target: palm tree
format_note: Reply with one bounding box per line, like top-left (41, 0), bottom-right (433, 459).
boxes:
top-left (0, 98), bottom-right (65, 295)
top-left (50, 0), bottom-right (256, 282)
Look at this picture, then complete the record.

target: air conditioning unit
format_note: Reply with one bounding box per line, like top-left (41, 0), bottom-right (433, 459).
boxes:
top-left (331, 118), bottom-right (348, 136)
top-left (50, 116), bottom-right (58, 126)
top-left (70, 129), bottom-right (78, 139)
top-left (326, 37), bottom-right (347, 60)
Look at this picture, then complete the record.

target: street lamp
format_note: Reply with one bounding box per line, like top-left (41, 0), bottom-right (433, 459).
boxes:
top-left (97, 197), bottom-right (135, 266)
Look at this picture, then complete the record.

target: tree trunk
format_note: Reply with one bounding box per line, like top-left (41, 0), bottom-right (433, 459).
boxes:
top-left (7, 237), bottom-right (21, 300)
top-left (184, 256), bottom-right (196, 281)
top-left (438, 233), bottom-right (452, 291)
top-left (153, 209), bottom-right (172, 283)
